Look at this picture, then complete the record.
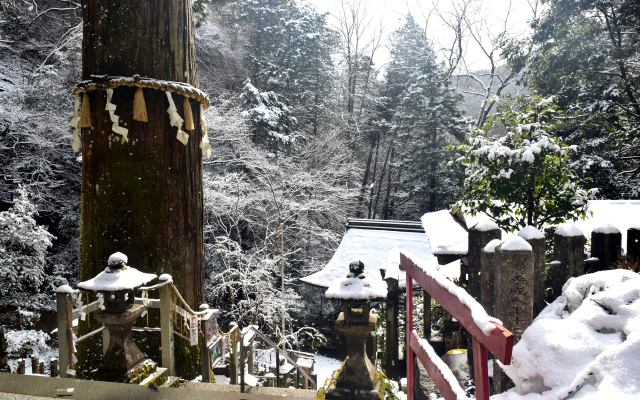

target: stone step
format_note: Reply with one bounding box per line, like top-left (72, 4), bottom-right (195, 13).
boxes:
top-left (138, 367), bottom-right (168, 387)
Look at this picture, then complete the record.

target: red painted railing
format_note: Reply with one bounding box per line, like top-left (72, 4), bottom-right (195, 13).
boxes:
top-left (402, 252), bottom-right (514, 400)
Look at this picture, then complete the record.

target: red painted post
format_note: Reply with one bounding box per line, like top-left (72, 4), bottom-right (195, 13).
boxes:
top-left (406, 271), bottom-right (414, 400)
top-left (472, 338), bottom-right (490, 400)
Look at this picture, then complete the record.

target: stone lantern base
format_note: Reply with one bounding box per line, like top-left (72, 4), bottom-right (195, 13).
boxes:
top-left (325, 313), bottom-right (383, 400)
top-left (93, 304), bottom-right (151, 382)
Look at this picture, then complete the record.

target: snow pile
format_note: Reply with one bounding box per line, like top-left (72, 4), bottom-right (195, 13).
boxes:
top-left (494, 269), bottom-right (640, 400)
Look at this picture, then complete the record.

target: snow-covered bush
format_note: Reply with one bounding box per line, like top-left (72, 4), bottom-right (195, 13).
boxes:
top-left (495, 269), bottom-right (640, 399)
top-left (0, 186), bottom-right (55, 312)
top-left (455, 96), bottom-right (597, 231)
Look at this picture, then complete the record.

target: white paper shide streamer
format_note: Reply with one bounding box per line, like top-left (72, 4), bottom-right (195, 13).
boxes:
top-left (70, 95), bottom-right (82, 152)
top-left (166, 91), bottom-right (189, 145)
top-left (199, 104), bottom-right (212, 158)
top-left (106, 88), bottom-right (128, 142)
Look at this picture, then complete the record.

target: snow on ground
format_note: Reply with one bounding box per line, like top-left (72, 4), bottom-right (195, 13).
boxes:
top-left (5, 329), bottom-right (57, 375)
top-left (493, 269), bottom-right (640, 400)
top-left (314, 355), bottom-right (342, 387)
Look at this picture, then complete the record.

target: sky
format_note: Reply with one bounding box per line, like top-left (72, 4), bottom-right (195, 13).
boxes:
top-left (304, 0), bottom-right (539, 71)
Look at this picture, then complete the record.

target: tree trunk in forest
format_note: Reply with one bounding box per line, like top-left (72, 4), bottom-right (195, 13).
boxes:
top-left (79, 0), bottom-right (203, 377)
top-left (382, 146), bottom-right (395, 219)
top-left (372, 143), bottom-right (391, 218)
top-left (356, 138), bottom-right (377, 217)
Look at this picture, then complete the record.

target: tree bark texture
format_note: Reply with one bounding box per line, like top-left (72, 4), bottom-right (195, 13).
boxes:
top-left (80, 0), bottom-right (203, 377)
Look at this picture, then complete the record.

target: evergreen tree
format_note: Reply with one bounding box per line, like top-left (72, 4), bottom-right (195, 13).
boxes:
top-left (238, 0), bottom-right (337, 135)
top-left (0, 186), bottom-right (54, 311)
top-left (529, 0), bottom-right (640, 198)
top-left (372, 16), bottom-right (465, 217)
top-left (455, 96), bottom-right (596, 231)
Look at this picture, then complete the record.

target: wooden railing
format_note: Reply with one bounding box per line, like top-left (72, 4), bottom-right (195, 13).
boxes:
top-left (401, 252), bottom-right (514, 400)
top-left (55, 276), bottom-right (219, 380)
top-left (238, 325), bottom-right (316, 392)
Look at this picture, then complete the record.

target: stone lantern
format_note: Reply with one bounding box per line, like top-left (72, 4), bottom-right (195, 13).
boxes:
top-left (324, 260), bottom-right (387, 400)
top-left (77, 252), bottom-right (157, 382)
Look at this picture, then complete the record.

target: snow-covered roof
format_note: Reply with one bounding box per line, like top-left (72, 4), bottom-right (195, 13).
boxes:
top-left (78, 260), bottom-right (157, 292)
top-left (420, 210), bottom-right (469, 255)
top-left (300, 226), bottom-right (438, 289)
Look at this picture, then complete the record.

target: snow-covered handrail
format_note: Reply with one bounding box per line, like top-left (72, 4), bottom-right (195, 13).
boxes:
top-left (401, 251), bottom-right (514, 400)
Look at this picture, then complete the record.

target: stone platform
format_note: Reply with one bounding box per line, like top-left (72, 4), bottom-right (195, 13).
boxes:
top-left (0, 373), bottom-right (317, 400)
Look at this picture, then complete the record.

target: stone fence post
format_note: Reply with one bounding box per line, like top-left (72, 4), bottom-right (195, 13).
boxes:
top-left (629, 227), bottom-right (640, 264)
top-left (494, 235), bottom-right (534, 393)
top-left (468, 221), bottom-right (502, 303)
top-left (480, 239), bottom-right (502, 317)
top-left (517, 226), bottom-right (546, 316)
top-left (590, 225), bottom-right (621, 272)
top-left (552, 223), bottom-right (585, 298)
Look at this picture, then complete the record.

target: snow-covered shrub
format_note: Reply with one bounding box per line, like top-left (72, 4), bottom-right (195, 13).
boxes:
top-left (5, 329), bottom-right (52, 358)
top-left (495, 269), bottom-right (640, 399)
top-left (0, 186), bottom-right (54, 312)
top-left (455, 96), bottom-right (597, 231)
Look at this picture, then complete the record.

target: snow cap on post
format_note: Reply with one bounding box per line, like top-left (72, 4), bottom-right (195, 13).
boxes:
top-left (55, 284), bottom-right (79, 294)
top-left (325, 260), bottom-right (388, 301)
top-left (500, 235), bottom-right (533, 252)
top-left (555, 222), bottom-right (585, 238)
top-left (78, 252), bottom-right (157, 292)
top-left (472, 220), bottom-right (500, 232)
top-left (517, 225), bottom-right (545, 240)
top-left (483, 239), bottom-right (503, 253)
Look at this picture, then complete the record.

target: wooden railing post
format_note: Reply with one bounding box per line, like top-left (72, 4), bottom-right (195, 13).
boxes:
top-left (229, 323), bottom-right (238, 384)
top-left (240, 332), bottom-right (245, 393)
top-left (591, 225), bottom-right (622, 271)
top-left (55, 286), bottom-right (75, 378)
top-left (406, 270), bottom-right (414, 400)
top-left (199, 304), bottom-right (211, 383)
top-left (159, 281), bottom-right (175, 376)
top-left (275, 347), bottom-right (280, 387)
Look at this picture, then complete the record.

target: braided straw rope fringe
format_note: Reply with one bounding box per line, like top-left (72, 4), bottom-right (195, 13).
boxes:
top-left (74, 74), bottom-right (210, 109)
top-left (71, 75), bottom-right (212, 157)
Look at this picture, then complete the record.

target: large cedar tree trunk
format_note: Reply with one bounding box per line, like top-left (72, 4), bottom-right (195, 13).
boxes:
top-left (79, 0), bottom-right (204, 377)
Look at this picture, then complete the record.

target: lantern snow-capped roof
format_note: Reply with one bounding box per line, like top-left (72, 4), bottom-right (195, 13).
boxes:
top-left (325, 260), bottom-right (387, 301)
top-left (77, 252), bottom-right (157, 292)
